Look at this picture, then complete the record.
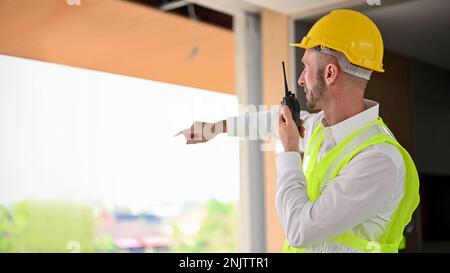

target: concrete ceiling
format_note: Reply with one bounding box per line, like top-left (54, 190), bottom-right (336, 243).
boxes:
top-left (2, 0), bottom-right (449, 89)
top-left (203, 0), bottom-right (450, 70)
top-left (0, 0), bottom-right (235, 94)
top-left (242, 0), bottom-right (365, 17)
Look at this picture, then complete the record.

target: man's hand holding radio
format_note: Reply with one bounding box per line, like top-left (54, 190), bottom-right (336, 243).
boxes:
top-left (279, 105), bottom-right (305, 153)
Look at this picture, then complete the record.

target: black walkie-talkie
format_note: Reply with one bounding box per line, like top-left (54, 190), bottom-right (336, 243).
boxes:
top-left (281, 61), bottom-right (301, 128)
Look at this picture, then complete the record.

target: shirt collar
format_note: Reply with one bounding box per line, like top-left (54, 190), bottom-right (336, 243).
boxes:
top-left (322, 99), bottom-right (379, 144)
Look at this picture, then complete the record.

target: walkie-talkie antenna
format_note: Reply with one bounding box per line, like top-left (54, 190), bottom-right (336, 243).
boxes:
top-left (281, 61), bottom-right (301, 128)
top-left (282, 61), bottom-right (289, 96)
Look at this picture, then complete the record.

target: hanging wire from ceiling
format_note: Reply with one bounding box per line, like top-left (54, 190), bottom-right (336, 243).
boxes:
top-left (160, 0), bottom-right (200, 61)
top-left (186, 3), bottom-right (200, 61)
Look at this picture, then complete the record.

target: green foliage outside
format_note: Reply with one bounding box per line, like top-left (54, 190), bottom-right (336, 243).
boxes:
top-left (0, 199), bottom-right (238, 253)
top-left (0, 200), bottom-right (94, 252)
top-left (170, 199), bottom-right (239, 252)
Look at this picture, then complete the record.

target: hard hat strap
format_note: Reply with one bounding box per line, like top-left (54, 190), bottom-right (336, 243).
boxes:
top-left (316, 47), bottom-right (373, 80)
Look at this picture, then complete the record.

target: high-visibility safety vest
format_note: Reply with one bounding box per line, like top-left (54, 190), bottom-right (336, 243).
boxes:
top-left (283, 118), bottom-right (420, 253)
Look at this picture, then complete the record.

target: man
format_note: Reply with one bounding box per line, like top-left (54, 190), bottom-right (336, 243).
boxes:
top-left (176, 9), bottom-right (419, 253)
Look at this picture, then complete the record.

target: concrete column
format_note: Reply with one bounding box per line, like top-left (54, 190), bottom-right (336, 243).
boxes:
top-left (234, 12), bottom-right (266, 253)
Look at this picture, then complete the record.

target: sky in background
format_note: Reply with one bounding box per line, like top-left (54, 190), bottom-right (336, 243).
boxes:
top-left (0, 54), bottom-right (240, 211)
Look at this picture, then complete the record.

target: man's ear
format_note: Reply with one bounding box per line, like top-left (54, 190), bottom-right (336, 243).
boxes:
top-left (325, 63), bottom-right (339, 85)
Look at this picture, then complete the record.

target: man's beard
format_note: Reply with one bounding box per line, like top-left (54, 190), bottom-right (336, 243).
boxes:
top-left (305, 69), bottom-right (326, 111)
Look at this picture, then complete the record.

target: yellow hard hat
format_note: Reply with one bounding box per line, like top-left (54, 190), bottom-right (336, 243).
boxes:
top-left (290, 9), bottom-right (385, 72)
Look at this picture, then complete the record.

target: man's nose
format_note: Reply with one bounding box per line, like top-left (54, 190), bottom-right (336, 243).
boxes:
top-left (298, 70), bottom-right (305, 87)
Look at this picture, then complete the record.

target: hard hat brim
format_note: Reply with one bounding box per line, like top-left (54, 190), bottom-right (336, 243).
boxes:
top-left (288, 42), bottom-right (385, 73)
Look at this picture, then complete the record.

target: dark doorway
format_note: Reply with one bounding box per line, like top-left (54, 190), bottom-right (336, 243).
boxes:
top-left (420, 173), bottom-right (450, 252)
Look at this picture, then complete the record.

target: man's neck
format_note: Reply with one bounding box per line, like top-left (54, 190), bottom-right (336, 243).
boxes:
top-left (322, 98), bottom-right (365, 127)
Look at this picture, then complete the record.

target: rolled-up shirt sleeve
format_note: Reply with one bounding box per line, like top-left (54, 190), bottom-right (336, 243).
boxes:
top-left (275, 149), bottom-right (400, 248)
top-left (226, 108), bottom-right (316, 142)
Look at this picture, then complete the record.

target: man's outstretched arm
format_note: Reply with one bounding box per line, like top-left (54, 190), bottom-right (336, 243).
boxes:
top-left (175, 109), bottom-right (280, 144)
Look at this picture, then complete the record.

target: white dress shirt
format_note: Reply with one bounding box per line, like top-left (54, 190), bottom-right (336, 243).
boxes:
top-left (227, 99), bottom-right (405, 252)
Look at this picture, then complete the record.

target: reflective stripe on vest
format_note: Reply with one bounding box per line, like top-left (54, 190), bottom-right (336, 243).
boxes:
top-left (283, 118), bottom-right (420, 253)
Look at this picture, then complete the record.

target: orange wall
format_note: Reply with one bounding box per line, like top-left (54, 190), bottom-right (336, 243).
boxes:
top-left (0, 0), bottom-right (235, 94)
